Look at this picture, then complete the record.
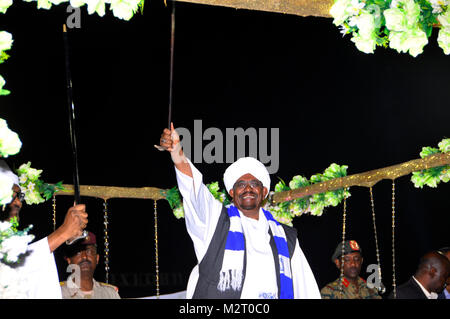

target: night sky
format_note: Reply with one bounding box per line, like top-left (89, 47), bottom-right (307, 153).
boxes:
top-left (1, 0), bottom-right (449, 299)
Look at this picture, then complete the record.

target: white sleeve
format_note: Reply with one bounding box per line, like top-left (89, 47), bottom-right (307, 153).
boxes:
top-left (291, 240), bottom-right (321, 299)
top-left (18, 237), bottom-right (62, 299)
top-left (175, 158), bottom-right (224, 263)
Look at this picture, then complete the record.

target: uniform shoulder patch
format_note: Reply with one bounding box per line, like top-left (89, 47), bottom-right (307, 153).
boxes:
top-left (99, 282), bottom-right (119, 292)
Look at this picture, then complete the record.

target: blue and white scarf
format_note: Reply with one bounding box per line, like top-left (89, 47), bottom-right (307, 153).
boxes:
top-left (217, 205), bottom-right (294, 299)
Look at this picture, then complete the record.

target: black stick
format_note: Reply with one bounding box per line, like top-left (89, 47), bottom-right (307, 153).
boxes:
top-left (63, 24), bottom-right (81, 205)
top-left (63, 24), bottom-right (87, 245)
top-left (168, 0), bottom-right (175, 129)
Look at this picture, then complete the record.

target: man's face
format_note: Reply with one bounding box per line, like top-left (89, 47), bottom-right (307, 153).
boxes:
top-left (335, 252), bottom-right (363, 280)
top-left (6, 184), bottom-right (23, 219)
top-left (445, 252), bottom-right (450, 292)
top-left (429, 260), bottom-right (450, 293)
top-left (66, 244), bottom-right (99, 277)
top-left (229, 173), bottom-right (268, 213)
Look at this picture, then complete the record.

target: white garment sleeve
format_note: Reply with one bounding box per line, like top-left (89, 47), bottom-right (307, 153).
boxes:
top-left (175, 158), bottom-right (224, 263)
top-left (291, 240), bottom-right (321, 299)
top-left (19, 237), bottom-right (62, 299)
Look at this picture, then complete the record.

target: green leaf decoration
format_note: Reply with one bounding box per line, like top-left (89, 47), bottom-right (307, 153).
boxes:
top-left (411, 138), bottom-right (450, 188)
top-left (15, 162), bottom-right (65, 205)
top-left (329, 0), bottom-right (450, 57)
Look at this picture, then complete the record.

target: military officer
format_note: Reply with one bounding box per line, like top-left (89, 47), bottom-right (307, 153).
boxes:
top-left (321, 240), bottom-right (381, 299)
top-left (60, 231), bottom-right (120, 299)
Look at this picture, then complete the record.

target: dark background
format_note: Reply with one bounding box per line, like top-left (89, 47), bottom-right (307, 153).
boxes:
top-left (1, 0), bottom-right (449, 299)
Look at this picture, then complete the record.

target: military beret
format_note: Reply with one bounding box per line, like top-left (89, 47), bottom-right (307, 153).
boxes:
top-left (331, 240), bottom-right (362, 262)
top-left (64, 231), bottom-right (97, 257)
top-left (80, 231), bottom-right (96, 246)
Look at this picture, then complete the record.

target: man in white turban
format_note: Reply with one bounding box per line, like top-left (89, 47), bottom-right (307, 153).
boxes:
top-left (158, 124), bottom-right (320, 299)
top-left (0, 159), bottom-right (88, 298)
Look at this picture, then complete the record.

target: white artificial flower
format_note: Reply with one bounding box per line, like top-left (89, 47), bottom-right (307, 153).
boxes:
top-left (438, 138), bottom-right (450, 152)
top-left (351, 34), bottom-right (377, 53)
top-left (0, 174), bottom-right (13, 207)
top-left (70, 0), bottom-right (86, 7)
top-left (0, 0), bottom-right (13, 14)
top-left (437, 28), bottom-right (450, 54)
top-left (85, 0), bottom-right (107, 16)
top-left (390, 0), bottom-right (400, 8)
top-left (26, 182), bottom-right (35, 192)
top-left (49, 0), bottom-right (69, 4)
top-left (1, 235), bottom-right (33, 263)
top-left (26, 167), bottom-right (42, 180)
top-left (0, 74), bottom-right (8, 94)
top-left (24, 191), bottom-right (44, 205)
top-left (354, 10), bottom-right (376, 38)
top-left (348, 16), bottom-right (358, 27)
top-left (0, 220), bottom-right (12, 232)
top-left (403, 0), bottom-right (421, 27)
top-left (110, 0), bottom-right (140, 21)
top-left (384, 8), bottom-right (407, 32)
top-left (348, 0), bottom-right (365, 15)
top-left (0, 118), bottom-right (22, 158)
top-left (0, 31), bottom-right (13, 52)
top-left (428, 0), bottom-right (448, 14)
top-left (18, 174), bottom-right (27, 185)
top-left (330, 0), bottom-right (353, 25)
top-left (389, 31), bottom-right (409, 53)
top-left (37, 0), bottom-right (53, 9)
top-left (438, 9), bottom-right (450, 29)
top-left (403, 28), bottom-right (428, 57)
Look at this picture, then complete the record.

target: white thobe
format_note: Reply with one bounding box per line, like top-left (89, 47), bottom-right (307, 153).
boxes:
top-left (19, 237), bottom-right (62, 298)
top-left (175, 159), bottom-right (321, 299)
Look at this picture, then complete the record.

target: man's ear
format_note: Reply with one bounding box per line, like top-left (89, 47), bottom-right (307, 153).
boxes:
top-left (65, 257), bottom-right (71, 265)
top-left (429, 266), bottom-right (437, 278)
top-left (263, 187), bottom-right (268, 198)
top-left (96, 254), bottom-right (100, 265)
top-left (334, 259), bottom-right (340, 269)
top-left (229, 189), bottom-right (234, 198)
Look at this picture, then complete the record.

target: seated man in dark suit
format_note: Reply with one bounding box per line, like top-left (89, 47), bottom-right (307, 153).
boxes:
top-left (389, 250), bottom-right (450, 299)
top-left (437, 247), bottom-right (450, 299)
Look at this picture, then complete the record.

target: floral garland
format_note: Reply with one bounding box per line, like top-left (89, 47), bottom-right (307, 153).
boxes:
top-left (161, 163), bottom-right (350, 226)
top-left (411, 138), bottom-right (450, 188)
top-left (330, 0), bottom-right (450, 57)
top-left (263, 163), bottom-right (350, 226)
top-left (16, 162), bottom-right (65, 205)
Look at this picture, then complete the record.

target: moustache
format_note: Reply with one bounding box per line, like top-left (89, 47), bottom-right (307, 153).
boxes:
top-left (78, 260), bottom-right (92, 267)
top-left (239, 191), bottom-right (257, 198)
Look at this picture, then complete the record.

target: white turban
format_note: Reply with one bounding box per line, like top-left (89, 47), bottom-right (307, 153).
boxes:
top-left (0, 160), bottom-right (19, 186)
top-left (223, 157), bottom-right (271, 198)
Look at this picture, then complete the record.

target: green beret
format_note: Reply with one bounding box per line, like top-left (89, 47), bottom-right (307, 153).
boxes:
top-left (331, 240), bottom-right (362, 262)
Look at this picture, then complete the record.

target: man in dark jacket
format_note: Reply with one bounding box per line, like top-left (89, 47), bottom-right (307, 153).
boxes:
top-left (437, 247), bottom-right (450, 299)
top-left (389, 250), bottom-right (450, 299)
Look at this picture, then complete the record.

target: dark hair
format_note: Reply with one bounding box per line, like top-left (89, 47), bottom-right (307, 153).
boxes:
top-left (416, 251), bottom-right (450, 276)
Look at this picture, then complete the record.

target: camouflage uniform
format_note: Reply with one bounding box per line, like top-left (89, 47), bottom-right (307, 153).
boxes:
top-left (321, 277), bottom-right (381, 299)
top-left (60, 279), bottom-right (120, 299)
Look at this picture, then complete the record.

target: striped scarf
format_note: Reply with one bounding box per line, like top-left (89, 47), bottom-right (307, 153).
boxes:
top-left (217, 205), bottom-right (294, 299)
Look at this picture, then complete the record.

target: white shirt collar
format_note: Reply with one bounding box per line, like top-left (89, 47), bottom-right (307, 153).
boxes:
top-left (412, 276), bottom-right (438, 299)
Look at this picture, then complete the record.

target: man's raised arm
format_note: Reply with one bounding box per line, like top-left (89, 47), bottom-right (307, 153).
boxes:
top-left (158, 122), bottom-right (192, 177)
